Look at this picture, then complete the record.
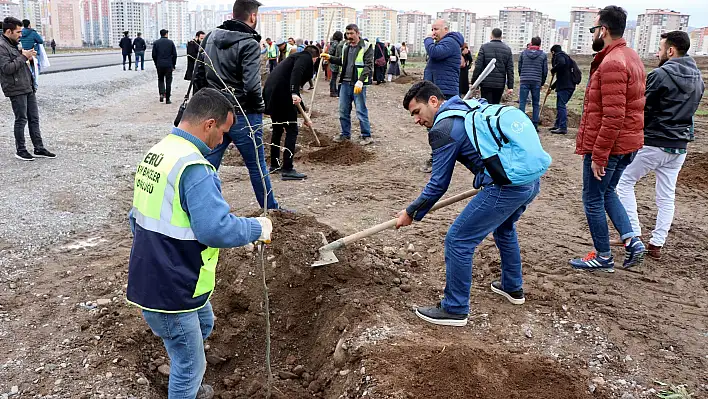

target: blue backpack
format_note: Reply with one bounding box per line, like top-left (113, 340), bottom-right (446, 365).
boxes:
top-left (434, 99), bottom-right (552, 186)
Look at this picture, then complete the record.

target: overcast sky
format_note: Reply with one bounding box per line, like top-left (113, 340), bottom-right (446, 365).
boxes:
top-left (193, 0), bottom-right (708, 27)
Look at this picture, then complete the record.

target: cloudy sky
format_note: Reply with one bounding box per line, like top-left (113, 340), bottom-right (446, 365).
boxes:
top-left (196, 0), bottom-right (708, 27)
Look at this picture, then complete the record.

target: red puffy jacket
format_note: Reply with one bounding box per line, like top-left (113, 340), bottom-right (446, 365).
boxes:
top-left (576, 39), bottom-right (646, 167)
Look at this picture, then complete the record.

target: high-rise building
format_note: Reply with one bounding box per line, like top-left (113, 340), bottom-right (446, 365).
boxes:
top-left (539, 14), bottom-right (556, 49)
top-left (568, 7), bottom-right (601, 55)
top-left (473, 16), bottom-right (498, 52)
top-left (81, 0), bottom-right (109, 46)
top-left (359, 5), bottom-right (396, 43)
top-left (259, 10), bottom-right (282, 41)
top-left (141, 1), bottom-right (158, 42)
top-left (281, 8), bottom-right (297, 41)
top-left (437, 8), bottom-right (475, 47)
top-left (44, 0), bottom-right (82, 47)
top-left (498, 6), bottom-right (552, 53)
top-left (195, 8), bottom-right (216, 33)
top-left (689, 27), bottom-right (708, 56)
top-left (0, 0), bottom-right (20, 20)
top-left (111, 0), bottom-right (145, 47)
top-left (19, 0), bottom-right (42, 35)
top-left (624, 27), bottom-right (636, 49)
top-left (157, 0), bottom-right (188, 46)
top-left (635, 9), bottom-right (690, 57)
top-left (317, 3), bottom-right (356, 42)
top-left (298, 7), bottom-right (318, 41)
top-left (555, 26), bottom-right (570, 51)
top-left (397, 10), bottom-right (431, 56)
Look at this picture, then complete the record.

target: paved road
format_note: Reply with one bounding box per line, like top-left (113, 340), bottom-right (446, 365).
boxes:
top-left (43, 49), bottom-right (187, 74)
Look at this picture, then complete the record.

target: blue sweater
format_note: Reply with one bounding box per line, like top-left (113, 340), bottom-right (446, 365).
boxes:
top-left (424, 32), bottom-right (464, 97)
top-left (518, 47), bottom-right (548, 86)
top-left (406, 97), bottom-right (493, 220)
top-left (20, 28), bottom-right (43, 52)
top-left (130, 128), bottom-right (262, 248)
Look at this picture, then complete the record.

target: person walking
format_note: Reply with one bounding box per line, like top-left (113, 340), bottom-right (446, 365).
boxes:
top-left (152, 29), bottom-right (177, 104)
top-left (569, 6), bottom-right (646, 272)
top-left (0, 17), bottom-right (55, 161)
top-left (20, 19), bottom-right (42, 80)
top-left (424, 19), bottom-right (464, 100)
top-left (373, 39), bottom-right (387, 84)
top-left (50, 39), bottom-right (56, 54)
top-left (264, 46), bottom-right (322, 181)
top-left (471, 28), bottom-right (514, 105)
top-left (386, 42), bottom-right (400, 82)
top-left (265, 37), bottom-right (278, 73)
top-left (616, 31), bottom-right (704, 260)
top-left (185, 31), bottom-right (205, 80)
top-left (399, 42), bottom-right (408, 75)
top-left (518, 36), bottom-right (548, 130)
top-left (328, 31), bottom-right (343, 97)
top-left (119, 31), bottom-right (132, 71)
top-left (196, 0), bottom-right (282, 210)
top-left (459, 43), bottom-right (473, 96)
top-left (396, 81), bottom-right (543, 327)
top-left (548, 44), bottom-right (577, 134)
top-left (127, 87), bottom-right (273, 399)
top-left (320, 23), bottom-right (374, 146)
top-left (132, 32), bottom-right (147, 71)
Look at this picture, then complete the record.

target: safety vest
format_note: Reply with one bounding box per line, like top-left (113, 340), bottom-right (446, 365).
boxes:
top-left (266, 43), bottom-right (277, 59)
top-left (285, 43), bottom-right (295, 58)
top-left (351, 40), bottom-right (372, 84)
top-left (127, 134), bottom-right (220, 313)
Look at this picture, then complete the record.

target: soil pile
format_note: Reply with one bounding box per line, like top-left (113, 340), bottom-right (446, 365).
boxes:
top-left (304, 141), bottom-right (375, 165)
top-left (394, 74), bottom-right (421, 84)
top-left (678, 151), bottom-right (708, 189)
top-left (528, 108), bottom-right (581, 128)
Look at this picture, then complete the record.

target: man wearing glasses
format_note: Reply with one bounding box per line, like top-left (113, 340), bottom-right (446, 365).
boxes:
top-left (569, 6), bottom-right (647, 272)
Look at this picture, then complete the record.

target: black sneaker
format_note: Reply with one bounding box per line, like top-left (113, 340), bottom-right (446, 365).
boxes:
top-left (415, 302), bottom-right (468, 327)
top-left (165, 98), bottom-right (172, 105)
top-left (490, 281), bottom-right (525, 305)
top-left (33, 148), bottom-right (56, 158)
top-left (550, 128), bottom-right (567, 134)
top-left (160, 94), bottom-right (164, 102)
top-left (281, 168), bottom-right (307, 180)
top-left (15, 150), bottom-right (34, 161)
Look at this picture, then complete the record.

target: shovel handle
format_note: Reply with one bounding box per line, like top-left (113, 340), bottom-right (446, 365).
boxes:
top-left (296, 102), bottom-right (321, 146)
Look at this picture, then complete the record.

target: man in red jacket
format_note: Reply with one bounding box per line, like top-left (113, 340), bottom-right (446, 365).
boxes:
top-left (569, 6), bottom-right (646, 272)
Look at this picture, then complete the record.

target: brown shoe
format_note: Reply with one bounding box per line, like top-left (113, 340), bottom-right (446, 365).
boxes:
top-left (647, 244), bottom-right (662, 260)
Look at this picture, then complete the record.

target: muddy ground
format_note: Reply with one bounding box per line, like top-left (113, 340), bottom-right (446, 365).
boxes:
top-left (0, 62), bottom-right (707, 399)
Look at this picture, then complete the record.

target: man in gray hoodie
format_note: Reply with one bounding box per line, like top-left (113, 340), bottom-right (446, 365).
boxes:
top-left (617, 31), bottom-right (705, 260)
top-left (518, 36), bottom-right (548, 129)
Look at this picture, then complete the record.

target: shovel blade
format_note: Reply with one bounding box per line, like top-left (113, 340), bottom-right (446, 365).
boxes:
top-left (312, 249), bottom-right (339, 267)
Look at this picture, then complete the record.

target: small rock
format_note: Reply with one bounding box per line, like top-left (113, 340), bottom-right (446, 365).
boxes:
top-left (137, 377), bottom-right (149, 385)
top-left (427, 247), bottom-right (437, 254)
top-left (620, 393), bottom-right (634, 399)
top-left (267, 255), bottom-right (276, 261)
top-left (307, 380), bottom-right (322, 393)
top-left (158, 364), bottom-right (171, 376)
top-left (360, 367), bottom-right (365, 374)
top-left (10, 386), bottom-right (19, 395)
top-left (293, 365), bottom-right (305, 376)
top-left (524, 328), bottom-right (533, 338)
top-left (392, 278), bottom-right (401, 285)
top-left (285, 354), bottom-right (297, 365)
top-left (247, 380), bottom-right (262, 396)
top-left (54, 379), bottom-right (63, 385)
top-left (616, 379), bottom-right (628, 386)
top-left (315, 295), bottom-right (323, 304)
top-left (591, 377), bottom-right (605, 386)
top-left (279, 371), bottom-right (298, 380)
top-left (339, 369), bottom-right (350, 376)
top-left (624, 355), bottom-right (632, 362)
top-left (9, 283), bottom-right (16, 289)
top-left (588, 384), bottom-right (596, 393)
top-left (407, 244), bottom-right (415, 253)
top-left (411, 252), bottom-right (423, 261)
top-left (302, 372), bottom-right (312, 381)
top-left (206, 355), bottom-right (226, 365)
top-left (382, 246), bottom-right (395, 256)
top-left (333, 337), bottom-right (347, 367)
top-left (105, 372), bottom-right (112, 378)
top-left (400, 284), bottom-right (412, 293)
top-left (96, 298), bottom-right (111, 306)
top-left (373, 276), bottom-right (384, 285)
top-left (335, 316), bottom-right (349, 332)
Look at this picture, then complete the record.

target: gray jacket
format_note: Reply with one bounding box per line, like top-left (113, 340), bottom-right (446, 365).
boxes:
top-left (328, 39), bottom-right (374, 85)
top-left (471, 39), bottom-right (514, 90)
top-left (328, 39), bottom-right (342, 73)
top-left (198, 19), bottom-right (264, 114)
top-left (0, 35), bottom-right (33, 98)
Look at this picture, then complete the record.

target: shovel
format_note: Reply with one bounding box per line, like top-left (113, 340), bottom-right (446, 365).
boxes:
top-left (539, 75), bottom-right (555, 125)
top-left (296, 102), bottom-right (320, 146)
top-left (312, 189), bottom-right (479, 267)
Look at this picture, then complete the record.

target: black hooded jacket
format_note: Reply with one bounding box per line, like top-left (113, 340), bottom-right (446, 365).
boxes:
top-left (197, 19), bottom-right (264, 114)
top-left (644, 56), bottom-right (705, 149)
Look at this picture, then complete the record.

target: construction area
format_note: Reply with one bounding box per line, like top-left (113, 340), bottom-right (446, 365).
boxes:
top-left (0, 57), bottom-right (707, 399)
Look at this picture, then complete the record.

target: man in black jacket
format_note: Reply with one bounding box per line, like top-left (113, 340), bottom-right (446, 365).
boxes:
top-left (185, 30), bottom-right (205, 80)
top-left (152, 29), bottom-right (177, 104)
top-left (471, 28), bottom-right (513, 104)
top-left (198, 0), bottom-right (281, 210)
top-left (263, 46), bottom-right (321, 180)
top-left (0, 17), bottom-right (54, 160)
top-left (132, 32), bottom-right (147, 71)
top-left (119, 31), bottom-right (132, 71)
top-left (617, 31), bottom-right (705, 260)
top-left (549, 44), bottom-right (575, 134)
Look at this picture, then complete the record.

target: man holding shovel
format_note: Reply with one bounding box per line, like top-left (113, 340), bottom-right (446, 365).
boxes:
top-left (396, 81), bottom-right (542, 327)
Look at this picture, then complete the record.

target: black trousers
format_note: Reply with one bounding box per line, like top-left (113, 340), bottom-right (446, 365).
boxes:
top-left (480, 87), bottom-right (504, 104)
top-left (10, 92), bottom-right (44, 152)
top-left (122, 54), bottom-right (132, 69)
top-left (268, 59), bottom-right (277, 72)
top-left (157, 67), bottom-right (173, 99)
top-left (330, 72), bottom-right (340, 95)
top-left (270, 111), bottom-right (299, 171)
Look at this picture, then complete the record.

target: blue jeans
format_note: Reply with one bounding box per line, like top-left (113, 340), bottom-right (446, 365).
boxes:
top-left (519, 84), bottom-right (541, 126)
top-left (555, 89), bottom-right (574, 129)
top-left (135, 51), bottom-right (145, 70)
top-left (142, 302), bottom-right (214, 399)
top-left (441, 180), bottom-right (541, 315)
top-left (206, 113), bottom-right (279, 209)
top-left (582, 153), bottom-right (637, 255)
top-left (338, 82), bottom-right (371, 138)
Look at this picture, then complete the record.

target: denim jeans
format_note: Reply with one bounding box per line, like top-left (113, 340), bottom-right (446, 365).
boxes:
top-left (206, 113), bottom-right (279, 209)
top-left (582, 153), bottom-right (637, 255)
top-left (135, 51), bottom-right (145, 70)
top-left (519, 84), bottom-right (541, 126)
top-left (142, 302), bottom-right (214, 399)
top-left (554, 89), bottom-right (574, 129)
top-left (10, 92), bottom-right (44, 152)
top-left (441, 180), bottom-right (541, 315)
top-left (338, 82), bottom-right (371, 138)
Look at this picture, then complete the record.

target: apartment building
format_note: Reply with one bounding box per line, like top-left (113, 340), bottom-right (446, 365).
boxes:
top-left (397, 10), bottom-right (432, 55)
top-left (437, 8), bottom-right (475, 47)
top-left (317, 3), bottom-right (356, 42)
top-left (498, 6), bottom-right (553, 53)
top-left (635, 9), bottom-right (690, 57)
top-left (568, 6), bottom-right (601, 54)
top-left (689, 27), bottom-right (708, 56)
top-left (473, 16), bottom-right (498, 52)
top-left (157, 0), bottom-right (188, 45)
top-left (259, 10), bottom-right (282, 41)
top-left (359, 5), bottom-right (397, 43)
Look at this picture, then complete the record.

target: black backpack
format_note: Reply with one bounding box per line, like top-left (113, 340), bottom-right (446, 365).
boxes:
top-left (569, 55), bottom-right (582, 85)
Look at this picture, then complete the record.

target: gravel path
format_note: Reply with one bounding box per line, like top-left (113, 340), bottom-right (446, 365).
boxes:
top-left (0, 63), bottom-right (190, 277)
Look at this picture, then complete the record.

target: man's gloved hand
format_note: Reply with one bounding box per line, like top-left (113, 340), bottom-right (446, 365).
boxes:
top-left (354, 80), bottom-right (364, 95)
top-left (255, 217), bottom-right (272, 244)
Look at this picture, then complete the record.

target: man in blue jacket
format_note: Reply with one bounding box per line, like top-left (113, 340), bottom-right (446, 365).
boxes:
top-left (19, 19), bottom-right (42, 52)
top-left (127, 87), bottom-right (273, 399)
top-left (424, 19), bottom-right (463, 100)
top-left (395, 81), bottom-right (540, 327)
top-left (518, 36), bottom-right (547, 129)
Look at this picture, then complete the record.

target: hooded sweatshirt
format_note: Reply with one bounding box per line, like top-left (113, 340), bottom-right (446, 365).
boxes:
top-left (644, 56), bottom-right (705, 149)
top-left (20, 27), bottom-right (43, 52)
top-left (424, 32), bottom-right (465, 97)
top-left (518, 46), bottom-right (548, 86)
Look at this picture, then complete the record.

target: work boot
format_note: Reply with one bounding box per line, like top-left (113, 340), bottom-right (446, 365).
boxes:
top-left (196, 384), bottom-right (214, 399)
top-left (332, 134), bottom-right (350, 143)
top-left (281, 168), bottom-right (307, 180)
top-left (160, 94), bottom-right (164, 103)
top-left (359, 137), bottom-right (373, 146)
top-left (647, 244), bottom-right (662, 260)
top-left (415, 302), bottom-right (468, 327)
top-left (490, 281), bottom-right (525, 305)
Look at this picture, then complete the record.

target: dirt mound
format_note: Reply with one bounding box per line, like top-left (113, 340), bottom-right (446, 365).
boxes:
top-left (394, 74), bottom-right (421, 84)
top-left (527, 108), bottom-right (581, 128)
top-left (678, 151), bottom-right (708, 189)
top-left (304, 140), bottom-right (375, 165)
